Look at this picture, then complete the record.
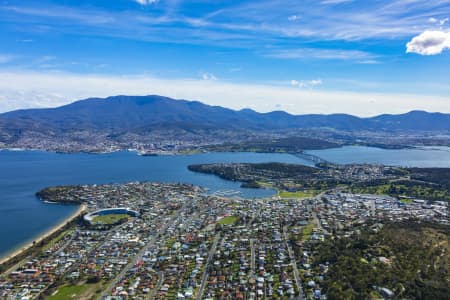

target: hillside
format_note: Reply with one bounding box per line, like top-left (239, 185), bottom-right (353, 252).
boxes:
top-left (0, 95), bottom-right (449, 152)
top-left (313, 222), bottom-right (450, 299)
top-left (3, 95), bottom-right (450, 131)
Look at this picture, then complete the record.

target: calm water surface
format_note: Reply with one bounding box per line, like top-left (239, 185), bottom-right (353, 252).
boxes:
top-left (2, 146), bottom-right (449, 258)
top-left (307, 146), bottom-right (450, 167)
top-left (0, 150), bottom-right (311, 258)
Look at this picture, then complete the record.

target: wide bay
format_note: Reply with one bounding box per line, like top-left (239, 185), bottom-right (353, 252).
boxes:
top-left (307, 146), bottom-right (450, 167)
top-left (2, 145), bottom-right (450, 258)
top-left (0, 150), bottom-right (311, 258)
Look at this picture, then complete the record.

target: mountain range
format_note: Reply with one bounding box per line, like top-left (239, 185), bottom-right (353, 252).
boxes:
top-left (0, 95), bottom-right (449, 151)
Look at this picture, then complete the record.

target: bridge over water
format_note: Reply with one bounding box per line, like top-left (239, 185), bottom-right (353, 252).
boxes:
top-left (293, 152), bottom-right (332, 166)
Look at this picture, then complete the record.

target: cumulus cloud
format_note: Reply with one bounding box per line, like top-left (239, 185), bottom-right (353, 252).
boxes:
top-left (287, 15), bottom-right (299, 21)
top-left (291, 79), bottom-right (322, 88)
top-left (406, 30), bottom-right (450, 55)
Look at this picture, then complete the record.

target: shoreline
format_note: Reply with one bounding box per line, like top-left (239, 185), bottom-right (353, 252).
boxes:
top-left (0, 204), bottom-right (87, 266)
top-left (0, 144), bottom-right (422, 155)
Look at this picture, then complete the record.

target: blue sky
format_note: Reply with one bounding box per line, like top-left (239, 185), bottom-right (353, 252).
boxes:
top-left (0, 0), bottom-right (450, 115)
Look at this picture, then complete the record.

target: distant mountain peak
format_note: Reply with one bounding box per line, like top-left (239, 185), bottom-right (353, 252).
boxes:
top-left (0, 95), bottom-right (449, 136)
top-left (239, 108), bottom-right (257, 113)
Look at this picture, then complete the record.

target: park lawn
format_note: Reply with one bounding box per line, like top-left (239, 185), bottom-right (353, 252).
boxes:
top-left (352, 184), bottom-right (392, 195)
top-left (217, 215), bottom-right (239, 225)
top-left (47, 284), bottom-right (96, 300)
top-left (278, 190), bottom-right (315, 199)
top-left (301, 223), bottom-right (315, 242)
top-left (256, 181), bottom-right (273, 188)
top-left (92, 214), bottom-right (129, 225)
top-left (351, 182), bottom-right (450, 202)
top-left (399, 198), bottom-right (413, 204)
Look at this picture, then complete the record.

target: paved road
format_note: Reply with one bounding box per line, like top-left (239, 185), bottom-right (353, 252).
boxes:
top-left (248, 205), bottom-right (259, 279)
top-left (311, 191), bottom-right (330, 235)
top-left (54, 229), bottom-right (78, 257)
top-left (146, 271), bottom-right (164, 300)
top-left (196, 234), bottom-right (220, 300)
top-left (283, 226), bottom-right (305, 300)
top-left (249, 200), bottom-right (263, 226)
top-left (312, 211), bottom-right (330, 235)
top-left (250, 239), bottom-right (256, 277)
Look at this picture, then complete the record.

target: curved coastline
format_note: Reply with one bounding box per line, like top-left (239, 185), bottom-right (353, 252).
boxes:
top-left (0, 203), bottom-right (86, 267)
top-left (2, 147), bottom-right (450, 266)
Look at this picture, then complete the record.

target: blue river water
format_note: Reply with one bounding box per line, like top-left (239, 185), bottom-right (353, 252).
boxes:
top-left (0, 150), bottom-right (311, 258)
top-left (1, 145), bottom-right (450, 259)
top-left (307, 146), bottom-right (450, 167)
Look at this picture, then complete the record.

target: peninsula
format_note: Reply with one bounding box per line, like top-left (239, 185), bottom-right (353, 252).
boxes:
top-left (1, 171), bottom-right (448, 299)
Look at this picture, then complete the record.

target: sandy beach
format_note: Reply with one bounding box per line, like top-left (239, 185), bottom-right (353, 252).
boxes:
top-left (0, 204), bottom-right (86, 266)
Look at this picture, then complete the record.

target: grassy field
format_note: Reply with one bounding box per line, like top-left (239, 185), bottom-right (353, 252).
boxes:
top-left (399, 198), bottom-right (413, 204)
top-left (92, 214), bottom-right (129, 225)
top-left (301, 223), bottom-right (315, 242)
top-left (47, 284), bottom-right (97, 300)
top-left (42, 229), bottom-right (73, 251)
top-left (217, 215), bottom-right (239, 225)
top-left (278, 190), bottom-right (315, 199)
top-left (351, 182), bottom-right (450, 202)
top-left (256, 181), bottom-right (273, 188)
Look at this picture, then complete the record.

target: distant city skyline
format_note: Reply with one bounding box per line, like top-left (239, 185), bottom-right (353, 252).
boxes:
top-left (1, 0), bottom-right (450, 116)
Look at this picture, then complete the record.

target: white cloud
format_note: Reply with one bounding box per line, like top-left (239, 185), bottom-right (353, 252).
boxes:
top-left (0, 71), bottom-right (449, 117)
top-left (291, 79), bottom-right (322, 89)
top-left (4, 5), bottom-right (115, 25)
top-left (321, 0), bottom-right (353, 4)
top-left (428, 17), bottom-right (449, 26)
top-left (357, 59), bottom-right (380, 64)
top-left (5, 0), bottom-right (450, 45)
top-left (135, 0), bottom-right (158, 5)
top-left (287, 15), bottom-right (299, 21)
top-left (406, 30), bottom-right (450, 55)
top-left (201, 73), bottom-right (217, 81)
top-left (267, 48), bottom-right (376, 61)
